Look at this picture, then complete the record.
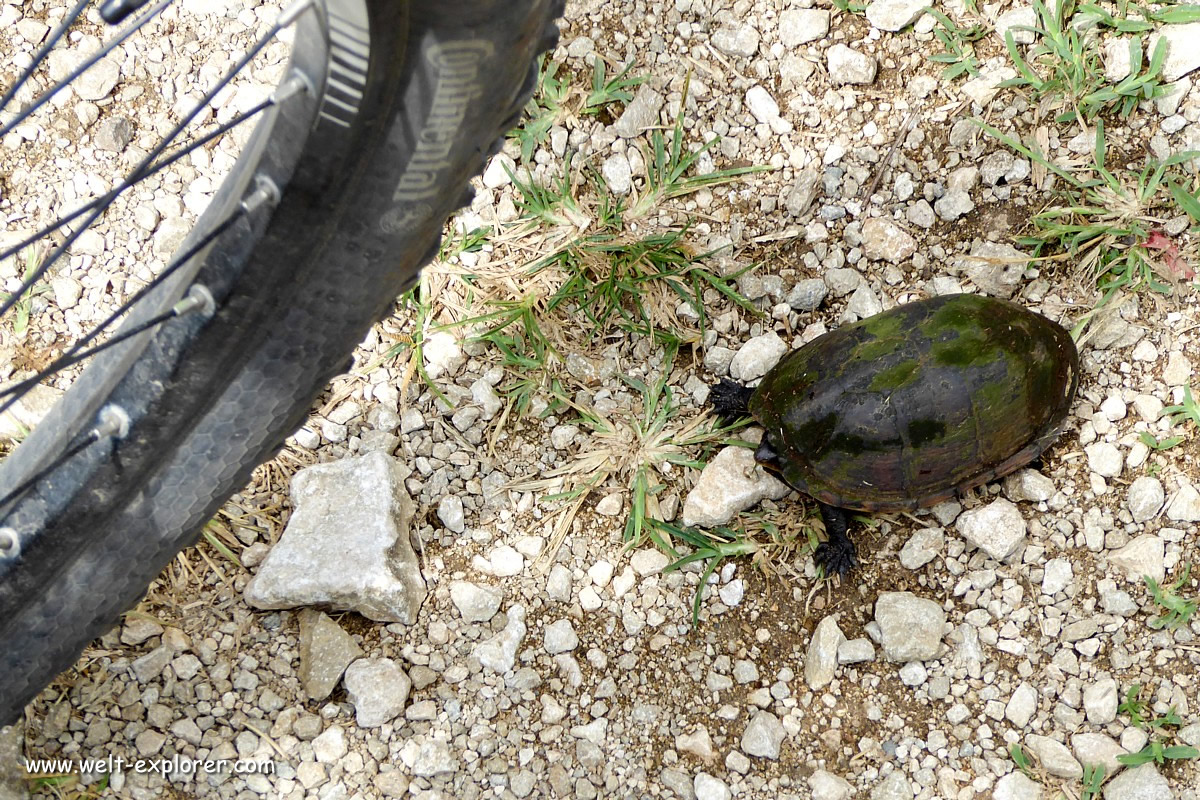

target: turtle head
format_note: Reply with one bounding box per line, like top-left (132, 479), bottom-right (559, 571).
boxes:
top-left (755, 431), bottom-right (782, 472)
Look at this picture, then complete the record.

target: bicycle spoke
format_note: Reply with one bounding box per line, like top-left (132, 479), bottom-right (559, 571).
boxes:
top-left (0, 0), bottom-right (309, 323)
top-left (0, 0), bottom-right (173, 139)
top-left (0, 213), bottom-right (241, 412)
top-left (0, 88), bottom-right (293, 270)
top-left (11, 283), bottom-right (217, 393)
top-left (0, 406), bottom-right (131, 511)
top-left (0, 168), bottom-right (283, 412)
top-left (0, 0), bottom-right (89, 120)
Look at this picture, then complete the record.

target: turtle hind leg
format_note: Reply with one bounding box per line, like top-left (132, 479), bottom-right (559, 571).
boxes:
top-left (815, 502), bottom-right (859, 578)
top-left (710, 378), bottom-right (755, 424)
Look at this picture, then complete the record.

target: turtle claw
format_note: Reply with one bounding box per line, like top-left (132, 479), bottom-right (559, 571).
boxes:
top-left (815, 538), bottom-right (859, 578)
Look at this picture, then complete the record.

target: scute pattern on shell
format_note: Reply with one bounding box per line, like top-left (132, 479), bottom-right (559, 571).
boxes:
top-left (748, 294), bottom-right (1078, 511)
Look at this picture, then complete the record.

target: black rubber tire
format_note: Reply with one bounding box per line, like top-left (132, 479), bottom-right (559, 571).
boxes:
top-left (0, 0), bottom-right (563, 725)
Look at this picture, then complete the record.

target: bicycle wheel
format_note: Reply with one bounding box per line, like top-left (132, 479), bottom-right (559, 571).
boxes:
top-left (0, 0), bottom-right (563, 725)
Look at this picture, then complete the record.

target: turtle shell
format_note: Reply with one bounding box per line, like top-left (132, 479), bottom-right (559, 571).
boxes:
top-left (749, 293), bottom-right (1078, 512)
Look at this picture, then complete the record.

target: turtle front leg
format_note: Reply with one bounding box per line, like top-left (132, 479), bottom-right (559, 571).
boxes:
top-left (815, 502), bottom-right (859, 577)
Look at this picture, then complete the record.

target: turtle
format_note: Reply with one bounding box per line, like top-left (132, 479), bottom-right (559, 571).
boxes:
top-left (710, 292), bottom-right (1079, 577)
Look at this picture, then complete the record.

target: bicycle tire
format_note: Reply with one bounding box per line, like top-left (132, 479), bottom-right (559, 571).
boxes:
top-left (0, 0), bottom-right (563, 725)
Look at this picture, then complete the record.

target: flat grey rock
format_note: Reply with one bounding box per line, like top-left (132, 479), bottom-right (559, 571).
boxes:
top-left (957, 498), bottom-right (1026, 561)
top-left (1102, 762), bottom-right (1173, 800)
top-left (245, 452), bottom-right (425, 624)
top-left (875, 592), bottom-right (945, 661)
top-left (1127, 476), bottom-right (1164, 522)
top-left (344, 657), bottom-right (411, 727)
top-left (805, 615), bottom-right (845, 688)
top-left (682, 445), bottom-right (790, 527)
top-left (779, 9), bottom-right (830, 46)
top-left (613, 84), bottom-right (664, 138)
top-left (861, 217), bottom-right (917, 263)
top-left (473, 605), bottom-right (527, 673)
top-left (1025, 734), bottom-right (1082, 778)
top-left (866, 0), bottom-right (927, 31)
top-left (870, 771), bottom-right (913, 800)
top-left (449, 581), bottom-right (502, 623)
top-left (297, 608), bottom-right (363, 701)
top-left (809, 770), bottom-right (854, 800)
top-left (1106, 534), bottom-right (1165, 583)
top-left (827, 44), bottom-right (877, 84)
top-left (740, 711), bottom-right (785, 758)
top-left (993, 772), bottom-right (1042, 800)
top-left (900, 527), bottom-right (944, 570)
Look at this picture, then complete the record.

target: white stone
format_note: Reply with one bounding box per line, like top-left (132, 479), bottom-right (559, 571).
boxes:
top-left (694, 773), bottom-right (731, 800)
top-left (956, 498), bottom-right (1026, 561)
top-left (473, 605), bottom-right (526, 673)
top-left (1101, 762), bottom-right (1172, 799)
top-left (1085, 442), bottom-right (1123, 478)
top-left (1104, 37), bottom-right (1133, 82)
top-left (1107, 535), bottom-right (1165, 584)
top-left (711, 23), bottom-right (760, 58)
top-left (579, 585), bottom-right (602, 611)
top-left (595, 493), bottom-right (623, 516)
top-left (779, 9), bottom-right (830, 46)
top-left (808, 769), bottom-right (854, 800)
top-left (422, 331), bottom-right (465, 379)
top-left (1165, 483), bottom-right (1200, 522)
top-left (827, 44), bottom-right (877, 85)
top-left (1100, 395), bottom-right (1127, 421)
top-left (602, 152), bottom-right (632, 195)
top-left (312, 726), bottom-right (348, 763)
top-left (74, 57), bottom-right (120, 101)
top-left (1127, 476), bottom-right (1165, 522)
top-left (344, 658), bottom-right (411, 727)
top-left (874, 592), bottom-right (945, 661)
top-left (993, 772), bottom-right (1043, 800)
top-left (544, 619), bottom-right (579, 654)
top-left (482, 153), bottom-right (515, 189)
top-left (1163, 350), bottom-right (1191, 386)
top-left (437, 495), bottom-right (465, 533)
top-left (1071, 733), bottom-right (1127, 778)
top-left (837, 638), bottom-right (875, 664)
top-left (718, 578), bottom-right (745, 607)
top-left (1006, 682), bottom-right (1038, 727)
top-left (741, 711), bottom-right (785, 759)
top-left (1152, 21), bottom-right (1200, 82)
top-left (50, 276), bottom-right (83, 310)
top-left (682, 445), bottom-right (790, 527)
top-left (449, 581), bottom-right (501, 623)
top-left (861, 217), bottom-right (917, 263)
top-left (865, 0), bottom-right (928, 31)
top-left (1042, 558), bottom-right (1073, 595)
top-left (729, 332), bottom-right (788, 382)
top-left (546, 565), bottom-right (571, 602)
top-left (1083, 677), bottom-right (1118, 725)
top-left (899, 528), bottom-right (943, 570)
top-left (961, 66), bottom-right (1018, 106)
top-left (588, 560), bottom-right (614, 588)
top-left (805, 615), bottom-right (845, 689)
top-left (489, 545), bottom-right (524, 577)
top-left (745, 86), bottom-right (791, 134)
top-left (1025, 734), bottom-right (1082, 779)
top-left (845, 285), bottom-right (883, 318)
top-left (631, 549), bottom-right (669, 576)
top-left (1004, 468), bottom-right (1056, 502)
top-left (996, 7), bottom-right (1037, 44)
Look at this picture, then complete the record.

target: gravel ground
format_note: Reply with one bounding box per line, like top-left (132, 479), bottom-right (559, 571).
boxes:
top-left (5, 0), bottom-right (1200, 799)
